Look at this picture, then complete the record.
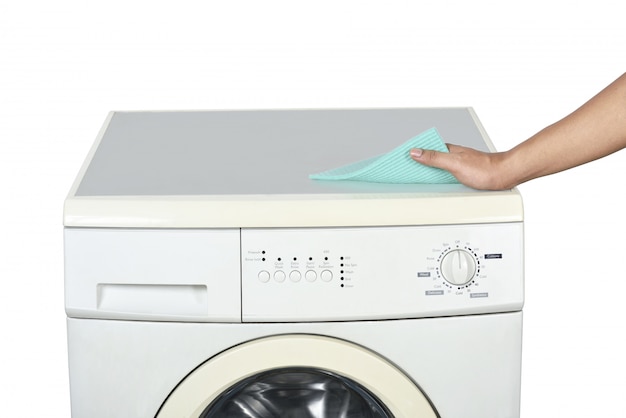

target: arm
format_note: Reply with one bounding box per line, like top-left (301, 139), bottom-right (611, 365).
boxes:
top-left (410, 72), bottom-right (626, 190)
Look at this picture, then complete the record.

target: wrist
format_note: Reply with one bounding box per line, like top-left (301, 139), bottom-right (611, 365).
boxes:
top-left (490, 150), bottom-right (520, 190)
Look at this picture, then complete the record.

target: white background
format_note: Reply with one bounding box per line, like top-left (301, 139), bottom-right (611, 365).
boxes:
top-left (1, 1), bottom-right (625, 416)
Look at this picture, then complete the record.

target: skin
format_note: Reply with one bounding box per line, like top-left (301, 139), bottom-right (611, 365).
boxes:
top-left (410, 72), bottom-right (626, 190)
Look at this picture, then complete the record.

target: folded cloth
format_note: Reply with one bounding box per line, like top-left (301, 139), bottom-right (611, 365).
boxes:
top-left (309, 127), bottom-right (458, 184)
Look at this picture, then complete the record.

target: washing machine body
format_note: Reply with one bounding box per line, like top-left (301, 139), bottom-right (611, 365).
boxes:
top-left (64, 109), bottom-right (524, 418)
top-left (67, 314), bottom-right (522, 418)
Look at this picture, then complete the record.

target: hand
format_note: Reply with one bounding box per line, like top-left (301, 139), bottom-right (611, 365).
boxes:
top-left (410, 145), bottom-right (511, 190)
top-left (410, 72), bottom-right (626, 191)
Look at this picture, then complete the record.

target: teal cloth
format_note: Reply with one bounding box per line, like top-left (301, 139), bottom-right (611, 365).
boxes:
top-left (309, 127), bottom-right (458, 184)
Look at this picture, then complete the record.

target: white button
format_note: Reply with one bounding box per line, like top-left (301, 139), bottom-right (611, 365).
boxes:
top-left (321, 269), bottom-right (333, 282)
top-left (290, 270), bottom-right (302, 282)
top-left (305, 270), bottom-right (317, 282)
top-left (274, 270), bottom-right (286, 282)
top-left (258, 270), bottom-right (270, 283)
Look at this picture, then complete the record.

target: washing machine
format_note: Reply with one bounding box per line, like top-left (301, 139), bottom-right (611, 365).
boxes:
top-left (64, 108), bottom-right (524, 418)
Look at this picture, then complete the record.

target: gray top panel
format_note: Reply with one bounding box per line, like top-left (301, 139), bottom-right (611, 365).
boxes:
top-left (76, 108), bottom-right (492, 197)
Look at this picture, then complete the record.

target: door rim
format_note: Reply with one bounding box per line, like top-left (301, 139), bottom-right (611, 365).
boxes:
top-left (156, 334), bottom-right (438, 418)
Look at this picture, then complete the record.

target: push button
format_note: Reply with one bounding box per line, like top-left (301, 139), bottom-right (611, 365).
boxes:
top-left (258, 270), bottom-right (270, 283)
top-left (274, 270), bottom-right (286, 283)
top-left (305, 270), bottom-right (317, 282)
top-left (289, 270), bottom-right (302, 282)
top-left (321, 269), bottom-right (333, 282)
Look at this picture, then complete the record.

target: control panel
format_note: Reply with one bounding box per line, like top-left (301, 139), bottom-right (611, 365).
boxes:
top-left (241, 222), bottom-right (523, 322)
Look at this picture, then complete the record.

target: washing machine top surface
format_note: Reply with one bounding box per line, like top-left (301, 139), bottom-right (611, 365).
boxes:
top-left (64, 108), bottom-right (522, 228)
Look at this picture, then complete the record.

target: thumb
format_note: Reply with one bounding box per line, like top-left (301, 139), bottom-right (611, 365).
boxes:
top-left (410, 148), bottom-right (451, 170)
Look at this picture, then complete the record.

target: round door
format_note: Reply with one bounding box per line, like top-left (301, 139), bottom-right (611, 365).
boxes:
top-left (156, 334), bottom-right (438, 418)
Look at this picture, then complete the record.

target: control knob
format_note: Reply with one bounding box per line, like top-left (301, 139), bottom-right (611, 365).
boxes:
top-left (440, 249), bottom-right (476, 286)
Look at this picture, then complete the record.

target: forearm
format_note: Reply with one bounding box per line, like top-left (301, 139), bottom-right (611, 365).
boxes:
top-left (501, 72), bottom-right (626, 188)
top-left (410, 72), bottom-right (626, 190)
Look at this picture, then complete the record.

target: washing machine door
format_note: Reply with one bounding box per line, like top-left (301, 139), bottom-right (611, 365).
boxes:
top-left (156, 334), bottom-right (438, 418)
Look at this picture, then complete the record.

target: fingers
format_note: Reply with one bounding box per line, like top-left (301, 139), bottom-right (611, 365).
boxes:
top-left (410, 148), bottom-right (451, 170)
top-left (410, 143), bottom-right (473, 169)
top-left (445, 143), bottom-right (465, 153)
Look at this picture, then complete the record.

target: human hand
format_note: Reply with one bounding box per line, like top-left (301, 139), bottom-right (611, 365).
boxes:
top-left (412, 74), bottom-right (626, 190)
top-left (410, 145), bottom-right (511, 190)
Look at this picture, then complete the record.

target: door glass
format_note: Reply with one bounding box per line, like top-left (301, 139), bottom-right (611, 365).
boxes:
top-left (200, 367), bottom-right (394, 418)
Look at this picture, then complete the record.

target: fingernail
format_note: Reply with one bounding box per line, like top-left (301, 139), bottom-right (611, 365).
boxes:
top-left (410, 148), bottom-right (423, 158)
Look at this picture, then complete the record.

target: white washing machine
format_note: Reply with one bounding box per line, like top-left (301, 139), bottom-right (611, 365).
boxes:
top-left (64, 109), bottom-right (524, 418)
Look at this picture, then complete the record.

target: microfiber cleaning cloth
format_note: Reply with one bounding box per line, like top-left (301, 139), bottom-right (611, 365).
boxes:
top-left (309, 127), bottom-right (458, 184)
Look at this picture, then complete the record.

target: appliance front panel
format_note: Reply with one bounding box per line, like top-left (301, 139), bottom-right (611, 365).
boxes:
top-left (65, 222), bottom-right (522, 322)
top-left (67, 312), bottom-right (522, 418)
top-left (242, 222), bottom-right (523, 321)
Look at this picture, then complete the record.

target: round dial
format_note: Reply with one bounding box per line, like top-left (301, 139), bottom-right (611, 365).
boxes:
top-left (440, 249), bottom-right (476, 286)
